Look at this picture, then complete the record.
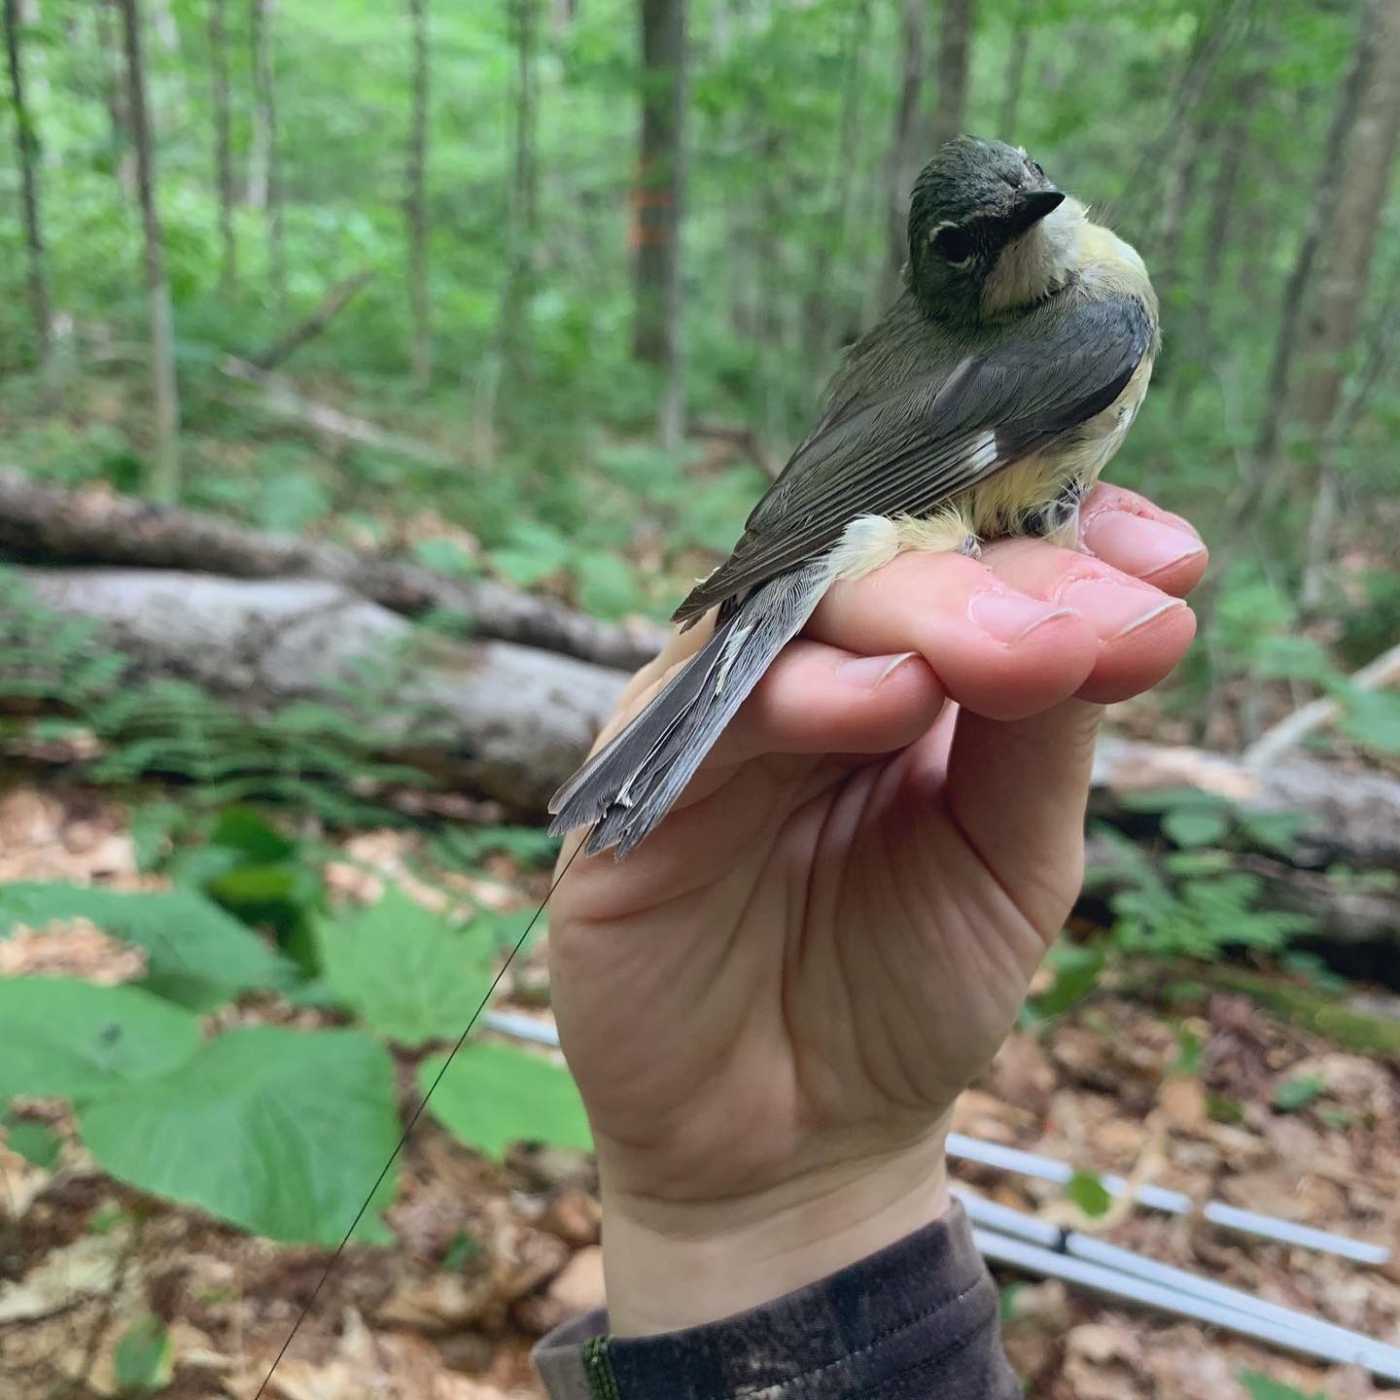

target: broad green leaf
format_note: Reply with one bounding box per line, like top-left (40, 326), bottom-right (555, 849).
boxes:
top-left (78, 1028), bottom-right (399, 1245)
top-left (0, 884), bottom-right (296, 1010)
top-left (0, 979), bottom-right (202, 1103)
top-left (1272, 1074), bottom-right (1324, 1112)
top-left (1065, 1169), bottom-right (1112, 1218)
top-left (316, 887), bottom-right (498, 1047)
top-left (113, 1314), bottom-right (174, 1393)
top-left (210, 807), bottom-right (299, 863)
top-left (3, 1116), bottom-right (61, 1168)
top-left (421, 1041), bottom-right (592, 1159)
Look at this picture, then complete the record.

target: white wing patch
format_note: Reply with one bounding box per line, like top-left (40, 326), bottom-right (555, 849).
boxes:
top-left (827, 515), bottom-right (902, 580)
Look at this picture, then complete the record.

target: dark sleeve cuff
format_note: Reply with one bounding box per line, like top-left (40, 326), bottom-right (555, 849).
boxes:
top-left (532, 1200), bottom-right (1020, 1399)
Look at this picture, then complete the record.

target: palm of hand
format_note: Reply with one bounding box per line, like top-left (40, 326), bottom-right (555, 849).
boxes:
top-left (551, 719), bottom-right (1073, 1206)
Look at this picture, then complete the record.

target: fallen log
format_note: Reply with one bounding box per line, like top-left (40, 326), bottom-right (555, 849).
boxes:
top-left (16, 567), bottom-right (627, 815)
top-left (0, 475), bottom-right (665, 673)
top-left (1091, 735), bottom-right (1400, 870)
top-left (6, 558), bottom-right (1397, 944)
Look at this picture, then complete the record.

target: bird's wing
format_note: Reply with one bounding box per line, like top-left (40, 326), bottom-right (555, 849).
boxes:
top-left (675, 294), bottom-right (1154, 624)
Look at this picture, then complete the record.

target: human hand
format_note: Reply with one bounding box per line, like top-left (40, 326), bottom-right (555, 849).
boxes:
top-left (547, 485), bottom-right (1207, 1335)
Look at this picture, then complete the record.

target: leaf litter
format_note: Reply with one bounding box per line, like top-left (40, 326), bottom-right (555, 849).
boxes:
top-left (0, 783), bottom-right (1398, 1398)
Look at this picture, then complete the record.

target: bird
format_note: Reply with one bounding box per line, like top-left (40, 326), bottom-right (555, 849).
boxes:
top-left (550, 135), bottom-right (1160, 858)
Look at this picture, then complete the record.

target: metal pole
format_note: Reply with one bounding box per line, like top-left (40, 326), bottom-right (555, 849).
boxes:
top-left (973, 1228), bottom-right (1400, 1382)
top-left (957, 1192), bottom-right (1400, 1375)
top-left (948, 1132), bottom-right (1390, 1266)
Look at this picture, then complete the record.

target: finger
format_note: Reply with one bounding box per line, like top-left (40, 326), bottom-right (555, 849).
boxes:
top-left (810, 551), bottom-right (1100, 721)
top-left (940, 698), bottom-right (1106, 944)
top-left (1077, 485), bottom-right (1209, 596)
top-left (978, 538), bottom-right (1197, 703)
top-left (706, 640), bottom-right (947, 767)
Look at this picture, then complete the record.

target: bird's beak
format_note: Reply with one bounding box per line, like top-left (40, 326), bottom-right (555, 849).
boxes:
top-left (1007, 188), bottom-right (1066, 235)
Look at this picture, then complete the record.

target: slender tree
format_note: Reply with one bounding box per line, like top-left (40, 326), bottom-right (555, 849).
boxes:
top-left (1250, 0), bottom-right (1381, 499)
top-left (117, 0), bottom-right (180, 502)
top-left (248, 0), bottom-right (285, 310)
top-left (879, 0), bottom-right (926, 307)
top-left (632, 0), bottom-right (686, 448)
top-left (998, 0), bottom-right (1031, 139)
top-left (499, 0), bottom-right (538, 387)
top-left (928, 0), bottom-right (975, 150)
top-left (4, 0), bottom-right (51, 363)
top-left (1296, 0), bottom-right (1400, 602)
top-left (96, 0), bottom-right (135, 198)
top-left (208, 0), bottom-right (237, 297)
top-left (406, 0), bottom-right (431, 385)
top-left (803, 0), bottom-right (873, 368)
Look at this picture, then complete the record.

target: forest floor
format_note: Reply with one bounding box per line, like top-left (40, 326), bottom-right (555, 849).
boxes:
top-left (1, 783), bottom-right (1399, 1400)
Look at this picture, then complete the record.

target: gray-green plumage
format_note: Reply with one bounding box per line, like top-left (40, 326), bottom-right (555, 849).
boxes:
top-left (551, 136), bottom-right (1160, 858)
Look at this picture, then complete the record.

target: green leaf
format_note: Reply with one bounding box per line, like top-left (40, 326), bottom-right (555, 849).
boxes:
top-left (1272, 1074), bottom-right (1324, 1112)
top-left (1035, 943), bottom-right (1106, 1017)
top-left (1161, 805), bottom-right (1231, 849)
top-left (316, 887), bottom-right (499, 1047)
top-left (0, 979), bottom-right (202, 1104)
top-left (3, 1116), bottom-right (61, 1168)
top-left (78, 1028), bottom-right (399, 1245)
top-left (1339, 688), bottom-right (1400, 755)
top-left (0, 883), bottom-right (296, 1010)
top-left (1238, 1371), bottom-right (1324, 1400)
top-left (128, 802), bottom-right (185, 873)
top-left (210, 806), bottom-right (298, 863)
top-left (575, 551), bottom-right (641, 619)
top-left (114, 1314), bottom-right (174, 1394)
top-left (1065, 1169), bottom-right (1112, 1218)
top-left (421, 1041), bottom-right (592, 1159)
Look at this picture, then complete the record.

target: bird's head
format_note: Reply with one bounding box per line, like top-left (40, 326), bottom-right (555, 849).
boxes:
top-left (907, 136), bottom-right (1084, 326)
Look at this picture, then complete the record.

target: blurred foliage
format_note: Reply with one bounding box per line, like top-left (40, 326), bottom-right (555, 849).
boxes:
top-left (0, 0), bottom-right (1392, 739)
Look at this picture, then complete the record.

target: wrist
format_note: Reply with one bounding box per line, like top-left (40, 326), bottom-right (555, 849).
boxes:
top-left (598, 1127), bottom-right (952, 1337)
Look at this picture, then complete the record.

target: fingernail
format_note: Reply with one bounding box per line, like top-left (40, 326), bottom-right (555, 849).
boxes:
top-left (837, 651), bottom-right (918, 689)
top-left (1081, 511), bottom-right (1205, 577)
top-left (1061, 577), bottom-right (1187, 638)
top-left (969, 591), bottom-right (1079, 643)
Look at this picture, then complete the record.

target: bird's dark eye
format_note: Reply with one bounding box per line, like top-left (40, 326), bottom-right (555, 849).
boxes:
top-left (1030, 160), bottom-right (1045, 178)
top-left (932, 225), bottom-right (974, 266)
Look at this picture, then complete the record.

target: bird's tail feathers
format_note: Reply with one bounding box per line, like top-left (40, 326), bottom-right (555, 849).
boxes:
top-left (548, 560), bottom-right (830, 858)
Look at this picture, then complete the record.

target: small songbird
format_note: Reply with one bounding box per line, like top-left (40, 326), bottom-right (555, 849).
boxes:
top-left (551, 136), bottom-right (1159, 857)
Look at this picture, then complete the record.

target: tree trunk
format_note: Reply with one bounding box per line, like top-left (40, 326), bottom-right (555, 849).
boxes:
top-left (879, 0), bottom-right (926, 308)
top-left (96, 0), bottom-right (136, 198)
top-left (3, 0), bottom-right (51, 364)
top-left (498, 0), bottom-right (539, 391)
top-left (801, 0), bottom-right (871, 371)
top-left (998, 0), bottom-right (1031, 139)
top-left (1295, 0), bottom-right (1400, 605)
top-left (208, 0), bottom-right (237, 297)
top-left (1248, 0), bottom-right (1381, 501)
top-left (405, 0), bottom-right (431, 385)
top-left (117, 0), bottom-right (181, 504)
top-left (928, 0), bottom-right (975, 150)
top-left (248, 0), bottom-right (286, 311)
top-left (632, 0), bottom-right (686, 449)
